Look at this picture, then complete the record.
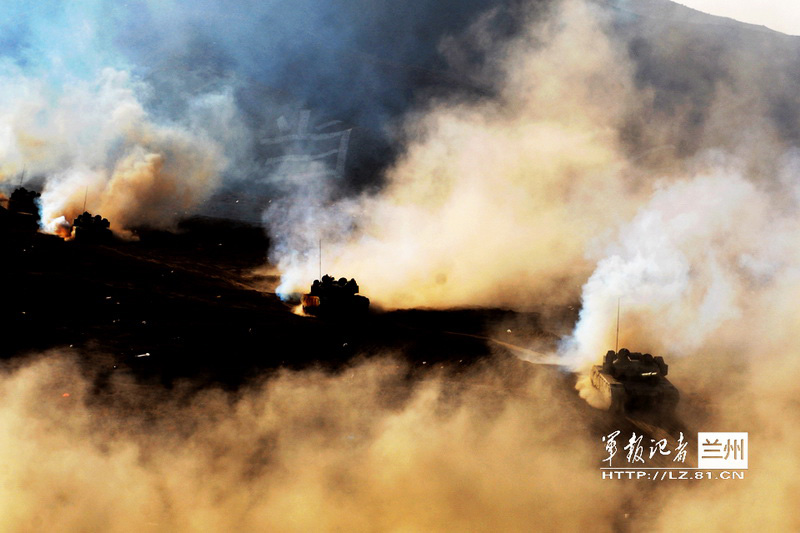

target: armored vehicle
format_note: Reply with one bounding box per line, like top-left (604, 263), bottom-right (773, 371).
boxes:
top-left (301, 275), bottom-right (369, 317)
top-left (590, 348), bottom-right (679, 414)
top-left (8, 187), bottom-right (40, 214)
top-left (2, 187), bottom-right (40, 233)
top-left (72, 211), bottom-right (113, 243)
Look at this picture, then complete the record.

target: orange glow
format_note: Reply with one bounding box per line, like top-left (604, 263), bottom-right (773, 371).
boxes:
top-left (55, 225), bottom-right (74, 241)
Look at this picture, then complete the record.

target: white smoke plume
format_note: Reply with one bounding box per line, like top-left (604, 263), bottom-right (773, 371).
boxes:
top-left (561, 161), bottom-right (800, 369)
top-left (0, 67), bottom-right (238, 237)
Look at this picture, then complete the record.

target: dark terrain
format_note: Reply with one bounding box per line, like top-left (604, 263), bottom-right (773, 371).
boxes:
top-left (1, 216), bottom-right (572, 391)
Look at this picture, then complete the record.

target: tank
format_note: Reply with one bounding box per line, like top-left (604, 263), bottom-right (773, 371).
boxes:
top-left (590, 348), bottom-right (679, 414)
top-left (7, 187), bottom-right (40, 218)
top-left (2, 187), bottom-right (40, 233)
top-left (72, 211), bottom-right (113, 243)
top-left (301, 275), bottom-right (369, 317)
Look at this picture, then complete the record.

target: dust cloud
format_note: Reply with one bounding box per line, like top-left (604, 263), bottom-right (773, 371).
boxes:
top-left (4, 0), bottom-right (799, 529)
top-left (0, 354), bottom-right (631, 532)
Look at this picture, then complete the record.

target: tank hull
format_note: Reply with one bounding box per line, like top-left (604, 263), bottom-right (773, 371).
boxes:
top-left (301, 293), bottom-right (369, 317)
top-left (73, 225), bottom-right (113, 243)
top-left (590, 349), bottom-right (679, 414)
top-left (591, 366), bottom-right (626, 412)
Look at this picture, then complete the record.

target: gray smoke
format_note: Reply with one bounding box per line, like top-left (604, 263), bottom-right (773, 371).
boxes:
top-left (0, 0), bottom-right (540, 232)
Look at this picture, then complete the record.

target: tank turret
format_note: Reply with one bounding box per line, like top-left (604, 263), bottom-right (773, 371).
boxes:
top-left (590, 348), bottom-right (679, 414)
top-left (301, 275), bottom-right (369, 317)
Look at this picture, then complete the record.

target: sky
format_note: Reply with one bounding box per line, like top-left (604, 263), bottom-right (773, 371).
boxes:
top-left (674, 0), bottom-right (800, 35)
